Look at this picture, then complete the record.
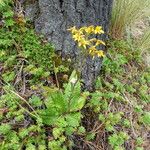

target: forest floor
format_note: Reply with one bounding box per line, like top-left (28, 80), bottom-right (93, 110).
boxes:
top-left (0, 3), bottom-right (150, 150)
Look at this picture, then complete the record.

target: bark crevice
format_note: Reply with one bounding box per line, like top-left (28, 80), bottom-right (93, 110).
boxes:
top-left (59, 0), bottom-right (64, 9)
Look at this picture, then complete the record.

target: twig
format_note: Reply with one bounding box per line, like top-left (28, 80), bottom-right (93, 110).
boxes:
top-left (22, 73), bottom-right (26, 94)
top-left (9, 90), bottom-right (39, 117)
top-left (129, 112), bottom-right (138, 138)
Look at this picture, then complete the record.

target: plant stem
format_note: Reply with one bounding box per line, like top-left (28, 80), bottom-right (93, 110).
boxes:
top-left (53, 62), bottom-right (60, 89)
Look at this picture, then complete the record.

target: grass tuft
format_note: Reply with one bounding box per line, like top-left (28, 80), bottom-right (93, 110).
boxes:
top-left (110, 0), bottom-right (150, 39)
top-left (137, 27), bottom-right (150, 53)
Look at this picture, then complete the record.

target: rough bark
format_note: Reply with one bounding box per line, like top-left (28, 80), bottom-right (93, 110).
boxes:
top-left (24, 0), bottom-right (113, 91)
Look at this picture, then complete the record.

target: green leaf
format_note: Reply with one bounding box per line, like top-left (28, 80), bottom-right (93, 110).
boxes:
top-left (64, 70), bottom-right (80, 100)
top-left (78, 126), bottom-right (86, 134)
top-left (65, 126), bottom-right (75, 136)
top-left (136, 147), bottom-right (144, 150)
top-left (53, 128), bottom-right (64, 139)
top-left (0, 0), bottom-right (6, 7)
top-left (98, 114), bottom-right (105, 122)
top-left (90, 91), bottom-right (103, 106)
top-left (45, 91), bottom-right (68, 114)
top-left (3, 10), bottom-right (14, 18)
top-left (123, 119), bottom-right (130, 127)
top-left (0, 124), bottom-right (11, 134)
top-left (5, 18), bottom-right (15, 27)
top-left (15, 115), bottom-right (24, 122)
top-left (109, 132), bottom-right (129, 148)
top-left (29, 95), bottom-right (42, 107)
top-left (86, 132), bottom-right (95, 141)
top-left (65, 112), bottom-right (81, 127)
top-left (2, 71), bottom-right (15, 82)
top-left (26, 143), bottom-right (36, 150)
top-left (136, 137), bottom-right (143, 146)
top-left (19, 128), bottom-right (29, 139)
top-left (70, 96), bottom-right (85, 111)
top-left (106, 124), bottom-right (114, 131)
top-left (141, 112), bottom-right (150, 126)
top-left (48, 140), bottom-right (63, 150)
top-left (39, 108), bottom-right (59, 125)
top-left (55, 117), bottom-right (68, 127)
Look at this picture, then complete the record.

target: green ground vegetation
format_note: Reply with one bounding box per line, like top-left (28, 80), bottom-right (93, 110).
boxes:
top-left (0, 0), bottom-right (150, 150)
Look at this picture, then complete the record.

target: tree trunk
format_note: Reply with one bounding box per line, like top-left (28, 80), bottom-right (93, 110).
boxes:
top-left (24, 0), bottom-right (113, 91)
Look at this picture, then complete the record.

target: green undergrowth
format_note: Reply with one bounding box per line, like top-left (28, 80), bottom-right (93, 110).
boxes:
top-left (0, 1), bottom-right (150, 150)
top-left (1, 36), bottom-right (149, 150)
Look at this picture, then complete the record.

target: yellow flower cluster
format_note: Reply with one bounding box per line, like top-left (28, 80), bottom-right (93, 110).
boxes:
top-left (68, 26), bottom-right (105, 58)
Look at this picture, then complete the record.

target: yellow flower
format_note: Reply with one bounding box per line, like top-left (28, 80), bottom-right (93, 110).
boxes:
top-left (89, 46), bottom-right (97, 54)
top-left (94, 26), bottom-right (104, 34)
top-left (95, 40), bottom-right (106, 46)
top-left (67, 26), bottom-right (77, 34)
top-left (79, 27), bottom-right (86, 32)
top-left (78, 39), bottom-right (90, 49)
top-left (68, 25), bottom-right (105, 58)
top-left (89, 38), bottom-right (97, 42)
top-left (85, 25), bottom-right (94, 34)
top-left (72, 33), bottom-right (83, 41)
top-left (96, 50), bottom-right (104, 57)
